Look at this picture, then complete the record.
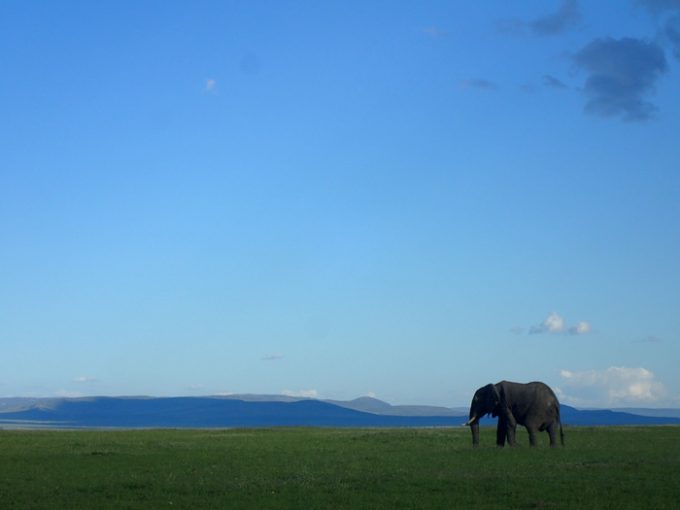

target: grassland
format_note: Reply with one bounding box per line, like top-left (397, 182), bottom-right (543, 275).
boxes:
top-left (1, 426), bottom-right (679, 509)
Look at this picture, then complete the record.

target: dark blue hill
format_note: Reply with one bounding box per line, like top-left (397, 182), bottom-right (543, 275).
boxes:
top-left (475, 405), bottom-right (680, 427)
top-left (559, 405), bottom-right (680, 426)
top-left (0, 397), bottom-right (458, 428)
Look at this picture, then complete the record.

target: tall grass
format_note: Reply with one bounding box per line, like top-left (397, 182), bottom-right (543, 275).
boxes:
top-left (1, 426), bottom-right (678, 509)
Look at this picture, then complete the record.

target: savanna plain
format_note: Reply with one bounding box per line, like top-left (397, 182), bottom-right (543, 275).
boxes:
top-left (1, 426), bottom-right (679, 509)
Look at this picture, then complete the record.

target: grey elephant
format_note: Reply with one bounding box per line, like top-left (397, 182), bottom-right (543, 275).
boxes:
top-left (464, 380), bottom-right (564, 447)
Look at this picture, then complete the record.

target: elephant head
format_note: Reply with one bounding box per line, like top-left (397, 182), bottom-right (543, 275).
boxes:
top-left (465, 383), bottom-right (501, 446)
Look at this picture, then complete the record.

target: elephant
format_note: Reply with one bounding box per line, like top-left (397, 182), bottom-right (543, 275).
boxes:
top-left (465, 380), bottom-right (564, 447)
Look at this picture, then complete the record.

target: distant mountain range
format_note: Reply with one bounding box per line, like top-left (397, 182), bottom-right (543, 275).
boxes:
top-left (1, 396), bottom-right (679, 429)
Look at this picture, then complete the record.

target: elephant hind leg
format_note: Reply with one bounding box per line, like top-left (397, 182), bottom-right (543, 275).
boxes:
top-left (547, 423), bottom-right (560, 447)
top-left (527, 427), bottom-right (538, 447)
top-left (506, 424), bottom-right (518, 446)
top-left (504, 412), bottom-right (518, 446)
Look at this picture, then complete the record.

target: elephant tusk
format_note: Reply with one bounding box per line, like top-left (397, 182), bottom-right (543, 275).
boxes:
top-left (464, 416), bottom-right (477, 426)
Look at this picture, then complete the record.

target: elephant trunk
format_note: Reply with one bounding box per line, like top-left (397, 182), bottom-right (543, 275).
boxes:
top-left (470, 421), bottom-right (480, 446)
top-left (468, 416), bottom-right (480, 446)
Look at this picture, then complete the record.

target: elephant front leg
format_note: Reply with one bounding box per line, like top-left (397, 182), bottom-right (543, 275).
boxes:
top-left (496, 416), bottom-right (507, 447)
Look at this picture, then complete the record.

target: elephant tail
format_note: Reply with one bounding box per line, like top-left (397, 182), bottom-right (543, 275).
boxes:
top-left (557, 406), bottom-right (565, 446)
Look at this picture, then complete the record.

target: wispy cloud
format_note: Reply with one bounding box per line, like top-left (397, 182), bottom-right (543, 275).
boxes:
top-left (558, 367), bottom-right (667, 406)
top-left (634, 335), bottom-right (663, 343)
top-left (497, 0), bottom-right (581, 37)
top-left (423, 26), bottom-right (448, 38)
top-left (496, 18), bottom-right (527, 36)
top-left (637, 1), bottom-right (680, 60)
top-left (664, 15), bottom-right (680, 59)
top-left (459, 79), bottom-right (498, 91)
top-left (636, 0), bottom-right (680, 13)
top-left (573, 37), bottom-right (668, 121)
top-left (262, 353), bottom-right (284, 361)
top-left (73, 376), bottom-right (98, 384)
top-left (205, 78), bottom-right (217, 93)
top-left (530, 0), bottom-right (581, 36)
top-left (568, 321), bottom-right (591, 335)
top-left (282, 389), bottom-right (318, 399)
top-left (543, 74), bottom-right (569, 89)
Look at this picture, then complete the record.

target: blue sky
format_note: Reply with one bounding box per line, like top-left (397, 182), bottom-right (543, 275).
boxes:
top-left (2, 0), bottom-right (679, 407)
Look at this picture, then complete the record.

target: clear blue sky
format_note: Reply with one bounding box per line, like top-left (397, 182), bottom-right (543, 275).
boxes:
top-left (2, 1), bottom-right (679, 407)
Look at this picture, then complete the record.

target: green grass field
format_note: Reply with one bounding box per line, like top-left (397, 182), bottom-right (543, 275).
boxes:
top-left (1, 426), bottom-right (679, 509)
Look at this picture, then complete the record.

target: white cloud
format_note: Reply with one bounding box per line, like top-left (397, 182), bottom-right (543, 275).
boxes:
top-left (530, 313), bottom-right (591, 335)
top-left (282, 389), bottom-right (319, 399)
top-left (558, 367), bottom-right (667, 406)
top-left (530, 312), bottom-right (565, 334)
top-left (544, 312), bottom-right (565, 332)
